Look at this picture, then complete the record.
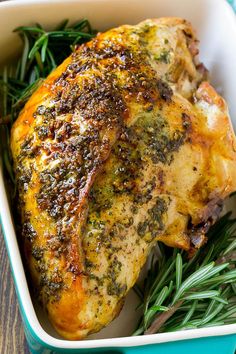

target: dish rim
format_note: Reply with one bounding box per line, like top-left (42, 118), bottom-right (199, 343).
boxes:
top-left (0, 0), bottom-right (236, 349)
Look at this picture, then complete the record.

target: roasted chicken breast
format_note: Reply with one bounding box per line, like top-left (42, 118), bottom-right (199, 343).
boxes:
top-left (11, 18), bottom-right (236, 339)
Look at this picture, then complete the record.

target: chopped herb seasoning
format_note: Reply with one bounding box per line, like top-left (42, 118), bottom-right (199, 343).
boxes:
top-left (107, 282), bottom-right (127, 296)
top-left (7, 19), bottom-right (195, 311)
top-left (154, 50), bottom-right (171, 64)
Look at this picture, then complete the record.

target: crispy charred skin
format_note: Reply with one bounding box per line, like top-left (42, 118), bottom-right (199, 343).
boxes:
top-left (11, 18), bottom-right (236, 339)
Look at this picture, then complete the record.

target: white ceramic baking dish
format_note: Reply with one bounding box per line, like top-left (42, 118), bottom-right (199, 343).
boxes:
top-left (0, 0), bottom-right (236, 353)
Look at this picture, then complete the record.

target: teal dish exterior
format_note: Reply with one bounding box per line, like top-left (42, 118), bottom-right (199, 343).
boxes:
top-left (0, 0), bottom-right (236, 353)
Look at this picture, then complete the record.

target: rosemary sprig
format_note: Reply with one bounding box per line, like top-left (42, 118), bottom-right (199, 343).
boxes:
top-left (1, 19), bottom-right (95, 121)
top-left (133, 213), bottom-right (236, 335)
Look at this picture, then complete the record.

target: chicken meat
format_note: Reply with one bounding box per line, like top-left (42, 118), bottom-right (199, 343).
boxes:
top-left (11, 18), bottom-right (236, 339)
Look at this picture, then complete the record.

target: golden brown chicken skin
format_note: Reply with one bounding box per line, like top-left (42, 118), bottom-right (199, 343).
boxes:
top-left (11, 18), bottom-right (236, 339)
